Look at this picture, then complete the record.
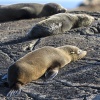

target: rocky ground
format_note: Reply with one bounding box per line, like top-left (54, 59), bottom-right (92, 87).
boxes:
top-left (0, 11), bottom-right (100, 100)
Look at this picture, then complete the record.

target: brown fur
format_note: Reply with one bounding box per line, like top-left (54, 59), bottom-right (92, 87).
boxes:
top-left (7, 45), bottom-right (87, 96)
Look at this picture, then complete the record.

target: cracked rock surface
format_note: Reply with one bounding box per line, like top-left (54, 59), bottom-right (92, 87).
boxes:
top-left (0, 11), bottom-right (100, 100)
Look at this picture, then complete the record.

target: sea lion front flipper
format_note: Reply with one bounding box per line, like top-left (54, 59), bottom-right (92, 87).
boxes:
top-left (7, 88), bottom-right (22, 97)
top-left (45, 67), bottom-right (59, 80)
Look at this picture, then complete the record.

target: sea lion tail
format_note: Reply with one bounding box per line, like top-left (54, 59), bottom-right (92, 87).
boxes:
top-left (6, 82), bottom-right (22, 97)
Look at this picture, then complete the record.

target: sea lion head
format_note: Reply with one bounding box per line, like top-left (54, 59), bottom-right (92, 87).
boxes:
top-left (61, 45), bottom-right (87, 61)
top-left (43, 3), bottom-right (67, 16)
top-left (76, 14), bottom-right (94, 27)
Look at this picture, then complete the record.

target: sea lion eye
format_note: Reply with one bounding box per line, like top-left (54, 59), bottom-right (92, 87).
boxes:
top-left (71, 51), bottom-right (75, 54)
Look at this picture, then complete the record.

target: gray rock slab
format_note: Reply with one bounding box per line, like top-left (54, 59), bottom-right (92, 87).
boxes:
top-left (0, 11), bottom-right (100, 100)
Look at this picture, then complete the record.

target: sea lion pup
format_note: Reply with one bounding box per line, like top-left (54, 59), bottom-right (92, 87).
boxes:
top-left (27, 13), bottom-right (94, 39)
top-left (6, 45), bottom-right (87, 97)
top-left (0, 3), bottom-right (67, 22)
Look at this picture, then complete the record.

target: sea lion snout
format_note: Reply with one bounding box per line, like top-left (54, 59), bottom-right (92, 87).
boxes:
top-left (58, 8), bottom-right (67, 13)
top-left (78, 50), bottom-right (87, 59)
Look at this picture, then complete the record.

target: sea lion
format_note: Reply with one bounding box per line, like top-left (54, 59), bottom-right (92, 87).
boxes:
top-left (6, 45), bottom-right (87, 97)
top-left (27, 13), bottom-right (94, 39)
top-left (0, 3), bottom-right (67, 22)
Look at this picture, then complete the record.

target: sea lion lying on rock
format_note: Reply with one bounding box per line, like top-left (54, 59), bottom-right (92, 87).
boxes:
top-left (4, 45), bottom-right (87, 97)
top-left (27, 13), bottom-right (94, 39)
top-left (0, 3), bottom-right (67, 22)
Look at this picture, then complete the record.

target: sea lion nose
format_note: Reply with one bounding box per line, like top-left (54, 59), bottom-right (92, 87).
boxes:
top-left (84, 51), bottom-right (87, 56)
top-left (58, 8), bottom-right (67, 13)
top-left (58, 9), bottom-right (67, 13)
top-left (81, 51), bottom-right (87, 57)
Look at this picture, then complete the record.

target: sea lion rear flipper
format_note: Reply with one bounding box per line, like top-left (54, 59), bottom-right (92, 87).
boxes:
top-left (0, 74), bottom-right (9, 87)
top-left (7, 88), bottom-right (22, 97)
top-left (7, 82), bottom-right (22, 97)
top-left (1, 74), bottom-right (7, 80)
top-left (45, 67), bottom-right (59, 80)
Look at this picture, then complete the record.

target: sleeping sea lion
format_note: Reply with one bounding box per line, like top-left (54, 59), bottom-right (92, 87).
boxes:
top-left (27, 13), bottom-right (94, 39)
top-left (0, 3), bottom-right (67, 22)
top-left (4, 45), bottom-right (87, 97)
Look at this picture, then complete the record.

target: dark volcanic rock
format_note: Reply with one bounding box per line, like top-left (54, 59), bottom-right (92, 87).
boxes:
top-left (0, 11), bottom-right (100, 100)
